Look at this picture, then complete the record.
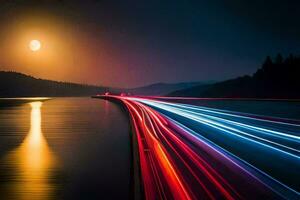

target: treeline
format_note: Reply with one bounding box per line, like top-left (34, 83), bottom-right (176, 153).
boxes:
top-left (170, 54), bottom-right (300, 99)
top-left (0, 71), bottom-right (107, 97)
top-left (253, 54), bottom-right (299, 85)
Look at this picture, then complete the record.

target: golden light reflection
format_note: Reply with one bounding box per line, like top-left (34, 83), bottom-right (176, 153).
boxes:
top-left (3, 101), bottom-right (57, 200)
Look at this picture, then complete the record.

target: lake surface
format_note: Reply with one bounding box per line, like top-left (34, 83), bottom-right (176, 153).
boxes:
top-left (0, 98), bottom-right (131, 200)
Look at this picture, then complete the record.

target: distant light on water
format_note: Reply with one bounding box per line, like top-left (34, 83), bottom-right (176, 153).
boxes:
top-left (2, 101), bottom-right (57, 199)
top-left (28, 102), bottom-right (42, 148)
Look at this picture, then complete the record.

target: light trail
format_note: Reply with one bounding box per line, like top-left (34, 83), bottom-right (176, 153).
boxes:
top-left (132, 98), bottom-right (300, 157)
top-left (101, 95), bottom-right (300, 200)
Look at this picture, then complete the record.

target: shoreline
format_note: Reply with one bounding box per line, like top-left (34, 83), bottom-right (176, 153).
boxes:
top-left (92, 95), bottom-right (143, 200)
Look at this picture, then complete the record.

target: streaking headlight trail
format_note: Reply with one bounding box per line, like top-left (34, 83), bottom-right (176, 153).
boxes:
top-left (103, 95), bottom-right (300, 200)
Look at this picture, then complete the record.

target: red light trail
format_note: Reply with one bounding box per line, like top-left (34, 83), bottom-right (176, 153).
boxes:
top-left (99, 95), bottom-right (299, 200)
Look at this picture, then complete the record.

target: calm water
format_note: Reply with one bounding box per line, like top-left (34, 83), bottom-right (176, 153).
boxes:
top-left (0, 98), bottom-right (131, 200)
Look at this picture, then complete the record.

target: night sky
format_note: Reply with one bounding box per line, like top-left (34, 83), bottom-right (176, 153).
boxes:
top-left (0, 0), bottom-right (299, 87)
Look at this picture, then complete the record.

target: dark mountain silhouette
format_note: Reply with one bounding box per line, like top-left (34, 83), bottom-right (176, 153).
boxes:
top-left (0, 71), bottom-right (107, 97)
top-left (112, 81), bottom-right (214, 96)
top-left (0, 71), bottom-right (211, 97)
top-left (169, 54), bottom-right (300, 99)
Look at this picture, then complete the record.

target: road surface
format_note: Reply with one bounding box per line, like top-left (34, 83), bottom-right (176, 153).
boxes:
top-left (99, 95), bottom-right (300, 200)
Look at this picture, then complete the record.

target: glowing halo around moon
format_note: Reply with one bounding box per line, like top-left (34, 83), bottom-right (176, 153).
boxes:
top-left (29, 40), bottom-right (41, 52)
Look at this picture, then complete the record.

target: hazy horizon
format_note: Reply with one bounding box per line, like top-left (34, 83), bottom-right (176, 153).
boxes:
top-left (0, 70), bottom-right (218, 88)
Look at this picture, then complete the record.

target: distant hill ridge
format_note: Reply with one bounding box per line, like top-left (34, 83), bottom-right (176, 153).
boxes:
top-left (169, 54), bottom-right (300, 99)
top-left (2, 54), bottom-right (299, 98)
top-left (120, 81), bottom-right (213, 96)
top-left (0, 71), bottom-right (107, 97)
top-left (0, 71), bottom-right (210, 97)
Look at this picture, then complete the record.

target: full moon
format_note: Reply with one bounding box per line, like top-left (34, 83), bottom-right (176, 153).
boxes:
top-left (29, 40), bottom-right (41, 52)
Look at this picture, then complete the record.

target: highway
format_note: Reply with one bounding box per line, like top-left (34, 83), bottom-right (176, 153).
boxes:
top-left (102, 95), bottom-right (300, 200)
